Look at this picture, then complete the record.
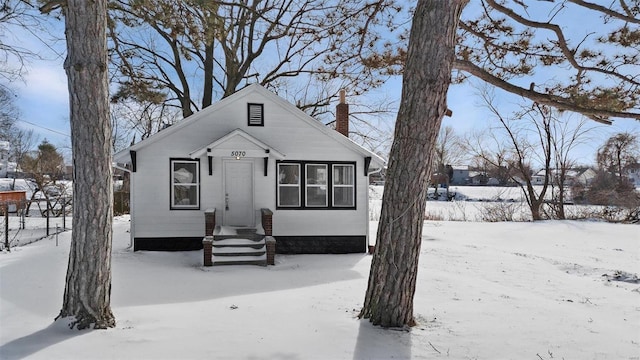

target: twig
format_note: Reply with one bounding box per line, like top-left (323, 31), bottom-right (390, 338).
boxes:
top-left (429, 341), bottom-right (441, 354)
top-left (536, 354), bottom-right (544, 360)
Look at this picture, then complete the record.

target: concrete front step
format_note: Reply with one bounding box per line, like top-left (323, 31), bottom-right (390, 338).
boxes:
top-left (212, 254), bottom-right (267, 266)
top-left (209, 236), bottom-right (267, 266)
top-left (213, 238), bottom-right (264, 247)
top-left (213, 245), bottom-right (266, 254)
top-left (214, 234), bottom-right (264, 241)
top-left (214, 252), bottom-right (266, 257)
top-left (213, 226), bottom-right (263, 242)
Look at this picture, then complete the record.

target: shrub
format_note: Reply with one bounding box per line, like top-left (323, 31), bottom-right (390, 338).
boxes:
top-left (477, 202), bottom-right (524, 222)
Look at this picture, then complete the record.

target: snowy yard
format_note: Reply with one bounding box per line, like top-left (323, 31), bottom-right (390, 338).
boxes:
top-left (0, 202), bottom-right (639, 358)
top-left (370, 185), bottom-right (640, 222)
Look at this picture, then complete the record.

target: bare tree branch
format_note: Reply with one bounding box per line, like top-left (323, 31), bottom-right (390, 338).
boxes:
top-left (456, 0), bottom-right (640, 124)
top-left (567, 0), bottom-right (640, 24)
top-left (454, 59), bottom-right (640, 124)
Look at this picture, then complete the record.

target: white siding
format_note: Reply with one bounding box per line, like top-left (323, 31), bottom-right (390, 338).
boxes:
top-left (129, 86), bottom-right (372, 239)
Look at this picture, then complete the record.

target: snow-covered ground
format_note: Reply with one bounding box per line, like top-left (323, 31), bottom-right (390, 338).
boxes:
top-left (372, 185), bottom-right (538, 221)
top-left (370, 185), bottom-right (637, 222)
top-left (1, 200), bottom-right (639, 358)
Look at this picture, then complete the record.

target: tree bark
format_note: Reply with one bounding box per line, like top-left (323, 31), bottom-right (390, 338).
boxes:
top-left (360, 0), bottom-right (468, 328)
top-left (202, 40), bottom-right (214, 108)
top-left (57, 0), bottom-right (115, 330)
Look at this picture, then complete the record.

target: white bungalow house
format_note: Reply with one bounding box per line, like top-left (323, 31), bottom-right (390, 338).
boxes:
top-left (113, 84), bottom-right (385, 263)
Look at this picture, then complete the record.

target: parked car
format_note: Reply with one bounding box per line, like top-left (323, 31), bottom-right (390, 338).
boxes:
top-left (31, 182), bottom-right (72, 199)
top-left (43, 185), bottom-right (62, 197)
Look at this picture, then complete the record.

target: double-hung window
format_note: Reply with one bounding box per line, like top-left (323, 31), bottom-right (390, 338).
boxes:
top-left (277, 161), bottom-right (355, 209)
top-left (170, 159), bottom-right (199, 209)
top-left (277, 163), bottom-right (300, 207)
top-left (305, 164), bottom-right (328, 207)
top-left (332, 164), bottom-right (355, 207)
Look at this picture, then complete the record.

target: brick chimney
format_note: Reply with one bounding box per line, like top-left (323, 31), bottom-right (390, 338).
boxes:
top-left (335, 89), bottom-right (349, 137)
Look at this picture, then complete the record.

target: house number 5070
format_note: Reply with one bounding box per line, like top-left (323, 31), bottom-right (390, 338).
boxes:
top-left (231, 151), bottom-right (246, 157)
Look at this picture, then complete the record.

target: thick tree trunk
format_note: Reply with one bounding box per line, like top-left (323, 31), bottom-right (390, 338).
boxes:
top-left (58, 0), bottom-right (115, 330)
top-left (360, 0), bottom-right (468, 328)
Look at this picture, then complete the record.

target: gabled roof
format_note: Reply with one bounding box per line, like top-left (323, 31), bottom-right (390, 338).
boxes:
top-left (189, 129), bottom-right (285, 159)
top-left (113, 83), bottom-right (385, 169)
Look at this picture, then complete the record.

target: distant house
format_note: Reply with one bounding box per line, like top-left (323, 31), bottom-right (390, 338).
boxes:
top-left (518, 168), bottom-right (596, 186)
top-left (450, 165), bottom-right (469, 185)
top-left (114, 84), bottom-right (385, 258)
top-left (0, 162), bottom-right (19, 178)
top-left (625, 164), bottom-right (640, 187)
top-left (486, 177), bottom-right (500, 186)
top-left (531, 171), bottom-right (546, 185)
top-left (533, 168), bottom-right (597, 186)
top-left (0, 141), bottom-right (10, 178)
top-left (469, 171), bottom-right (488, 185)
top-left (571, 168), bottom-right (597, 186)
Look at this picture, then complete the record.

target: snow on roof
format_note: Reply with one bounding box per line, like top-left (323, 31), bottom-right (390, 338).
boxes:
top-left (451, 165), bottom-right (469, 171)
top-left (113, 84), bottom-right (385, 169)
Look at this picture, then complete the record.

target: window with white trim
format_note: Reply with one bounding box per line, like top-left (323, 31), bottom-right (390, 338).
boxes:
top-left (171, 159), bottom-right (199, 209)
top-left (332, 164), bottom-right (355, 207)
top-left (305, 164), bottom-right (328, 207)
top-left (277, 163), bottom-right (300, 207)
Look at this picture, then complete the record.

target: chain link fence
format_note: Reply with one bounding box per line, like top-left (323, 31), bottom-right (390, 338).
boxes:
top-left (0, 198), bottom-right (72, 251)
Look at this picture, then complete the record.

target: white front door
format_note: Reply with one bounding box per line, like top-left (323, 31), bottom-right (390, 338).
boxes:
top-left (223, 160), bottom-right (254, 226)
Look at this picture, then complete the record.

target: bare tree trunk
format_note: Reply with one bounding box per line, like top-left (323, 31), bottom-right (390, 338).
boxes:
top-left (57, 0), bottom-right (115, 330)
top-left (529, 195), bottom-right (543, 220)
top-left (556, 171), bottom-right (567, 219)
top-left (202, 41), bottom-right (214, 108)
top-left (359, 0), bottom-right (468, 328)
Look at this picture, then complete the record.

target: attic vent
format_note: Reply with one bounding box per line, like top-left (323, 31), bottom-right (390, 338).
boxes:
top-left (248, 103), bottom-right (264, 126)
